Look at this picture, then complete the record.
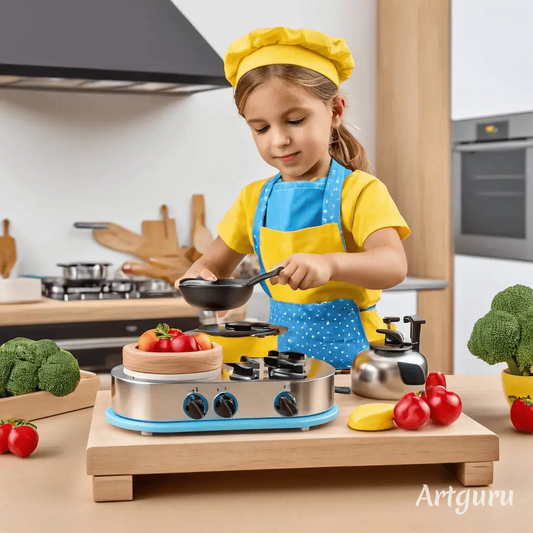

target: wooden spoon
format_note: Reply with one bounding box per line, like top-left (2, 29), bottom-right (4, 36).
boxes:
top-left (0, 219), bottom-right (17, 278)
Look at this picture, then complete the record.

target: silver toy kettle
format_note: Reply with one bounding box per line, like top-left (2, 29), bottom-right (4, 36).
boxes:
top-left (351, 315), bottom-right (428, 400)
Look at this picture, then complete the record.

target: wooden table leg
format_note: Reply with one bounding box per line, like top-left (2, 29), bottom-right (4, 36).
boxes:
top-left (93, 475), bottom-right (133, 502)
top-left (443, 461), bottom-right (494, 487)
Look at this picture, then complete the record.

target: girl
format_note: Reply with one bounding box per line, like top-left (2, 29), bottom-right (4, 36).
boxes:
top-left (178, 27), bottom-right (410, 369)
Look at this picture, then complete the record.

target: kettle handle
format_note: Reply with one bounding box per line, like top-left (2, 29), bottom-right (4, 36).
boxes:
top-left (376, 329), bottom-right (405, 347)
top-left (403, 315), bottom-right (426, 351)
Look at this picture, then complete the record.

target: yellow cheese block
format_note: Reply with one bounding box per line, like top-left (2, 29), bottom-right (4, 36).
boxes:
top-left (348, 403), bottom-right (397, 431)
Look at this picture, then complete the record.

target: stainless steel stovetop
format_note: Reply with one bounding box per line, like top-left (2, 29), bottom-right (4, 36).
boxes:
top-left (108, 352), bottom-right (337, 433)
top-left (41, 278), bottom-right (180, 301)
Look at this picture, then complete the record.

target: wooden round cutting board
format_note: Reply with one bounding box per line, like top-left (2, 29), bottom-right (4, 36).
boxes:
top-left (122, 342), bottom-right (223, 374)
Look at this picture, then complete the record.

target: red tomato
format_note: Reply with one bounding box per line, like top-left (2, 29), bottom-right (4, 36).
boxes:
top-left (0, 423), bottom-right (13, 454)
top-left (510, 397), bottom-right (533, 433)
top-left (425, 372), bottom-right (447, 393)
top-left (393, 392), bottom-right (431, 430)
top-left (7, 424), bottom-right (39, 458)
top-left (169, 334), bottom-right (201, 353)
top-left (154, 338), bottom-right (172, 352)
top-left (425, 385), bottom-right (462, 425)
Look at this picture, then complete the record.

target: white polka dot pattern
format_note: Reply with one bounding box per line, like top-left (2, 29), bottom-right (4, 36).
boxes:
top-left (270, 299), bottom-right (370, 369)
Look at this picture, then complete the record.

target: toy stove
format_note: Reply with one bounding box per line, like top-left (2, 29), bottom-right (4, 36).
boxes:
top-left (106, 350), bottom-right (339, 434)
top-left (42, 278), bottom-right (179, 301)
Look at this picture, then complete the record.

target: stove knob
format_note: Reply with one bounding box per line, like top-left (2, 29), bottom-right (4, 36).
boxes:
top-left (274, 392), bottom-right (298, 417)
top-left (214, 393), bottom-right (238, 418)
top-left (184, 393), bottom-right (208, 420)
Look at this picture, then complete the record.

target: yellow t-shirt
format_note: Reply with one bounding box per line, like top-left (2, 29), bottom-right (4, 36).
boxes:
top-left (217, 170), bottom-right (410, 330)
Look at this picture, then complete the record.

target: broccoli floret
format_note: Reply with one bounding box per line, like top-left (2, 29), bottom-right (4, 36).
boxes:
top-left (0, 338), bottom-right (81, 397)
top-left (0, 337), bottom-right (37, 362)
top-left (517, 309), bottom-right (533, 373)
top-left (6, 360), bottom-right (39, 395)
top-left (468, 310), bottom-right (520, 364)
top-left (491, 284), bottom-right (533, 316)
top-left (33, 339), bottom-right (61, 366)
top-left (0, 350), bottom-right (17, 398)
top-left (469, 284), bottom-right (533, 375)
top-left (38, 349), bottom-right (80, 397)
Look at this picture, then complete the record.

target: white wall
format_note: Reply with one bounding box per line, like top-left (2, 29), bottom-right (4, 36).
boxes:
top-left (0, 0), bottom-right (376, 278)
top-left (454, 255), bottom-right (533, 375)
top-left (452, 0), bottom-right (533, 119)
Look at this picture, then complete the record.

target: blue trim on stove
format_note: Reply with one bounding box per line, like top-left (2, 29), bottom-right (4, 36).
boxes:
top-left (105, 404), bottom-right (339, 434)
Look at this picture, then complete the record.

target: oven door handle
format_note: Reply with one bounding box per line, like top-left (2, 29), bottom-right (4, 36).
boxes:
top-left (55, 337), bottom-right (139, 351)
top-left (454, 139), bottom-right (533, 152)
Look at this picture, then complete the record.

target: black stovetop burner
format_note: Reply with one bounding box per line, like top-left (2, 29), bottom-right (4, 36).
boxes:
top-left (226, 351), bottom-right (309, 381)
top-left (264, 350), bottom-right (307, 380)
top-left (41, 278), bottom-right (180, 301)
top-left (226, 356), bottom-right (261, 381)
top-left (198, 321), bottom-right (281, 338)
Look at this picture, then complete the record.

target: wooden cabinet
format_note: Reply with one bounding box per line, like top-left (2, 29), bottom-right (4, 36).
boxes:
top-left (377, 0), bottom-right (453, 373)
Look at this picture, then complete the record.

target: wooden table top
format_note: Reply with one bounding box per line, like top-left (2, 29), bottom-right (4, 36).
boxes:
top-left (0, 373), bottom-right (529, 533)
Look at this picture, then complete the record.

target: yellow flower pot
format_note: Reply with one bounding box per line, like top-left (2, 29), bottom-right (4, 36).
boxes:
top-left (501, 369), bottom-right (533, 407)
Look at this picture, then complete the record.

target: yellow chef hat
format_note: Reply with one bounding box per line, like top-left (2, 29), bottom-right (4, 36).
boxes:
top-left (224, 27), bottom-right (354, 88)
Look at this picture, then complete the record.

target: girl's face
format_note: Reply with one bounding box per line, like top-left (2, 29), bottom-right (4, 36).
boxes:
top-left (243, 78), bottom-right (343, 182)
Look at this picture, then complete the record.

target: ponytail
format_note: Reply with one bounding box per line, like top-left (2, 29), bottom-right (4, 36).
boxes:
top-left (330, 124), bottom-right (373, 174)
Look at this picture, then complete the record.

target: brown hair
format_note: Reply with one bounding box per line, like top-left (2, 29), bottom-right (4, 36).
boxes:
top-left (234, 64), bottom-right (373, 174)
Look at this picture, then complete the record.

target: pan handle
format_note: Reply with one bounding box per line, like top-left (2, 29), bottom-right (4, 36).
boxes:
top-left (74, 222), bottom-right (109, 230)
top-left (245, 266), bottom-right (284, 286)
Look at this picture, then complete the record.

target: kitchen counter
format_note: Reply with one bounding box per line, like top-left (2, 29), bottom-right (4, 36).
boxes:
top-left (0, 276), bottom-right (448, 327)
top-left (388, 276), bottom-right (449, 291)
top-left (0, 373), bottom-right (528, 532)
top-left (0, 297), bottom-right (199, 326)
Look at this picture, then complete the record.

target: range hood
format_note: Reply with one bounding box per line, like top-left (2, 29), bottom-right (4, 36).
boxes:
top-left (0, 0), bottom-right (230, 95)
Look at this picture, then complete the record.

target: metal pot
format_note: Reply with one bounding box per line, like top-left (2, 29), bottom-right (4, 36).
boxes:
top-left (57, 262), bottom-right (111, 281)
top-left (136, 279), bottom-right (175, 294)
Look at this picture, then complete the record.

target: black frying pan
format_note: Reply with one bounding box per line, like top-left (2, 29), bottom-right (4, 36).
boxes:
top-left (179, 267), bottom-right (283, 311)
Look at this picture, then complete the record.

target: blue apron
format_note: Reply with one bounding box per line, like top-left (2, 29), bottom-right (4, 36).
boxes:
top-left (251, 159), bottom-right (372, 369)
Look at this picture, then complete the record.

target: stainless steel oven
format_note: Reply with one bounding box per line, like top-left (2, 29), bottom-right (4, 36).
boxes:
top-left (453, 111), bottom-right (533, 261)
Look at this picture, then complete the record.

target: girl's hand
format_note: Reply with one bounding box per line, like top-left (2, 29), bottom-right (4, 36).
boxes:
top-left (174, 268), bottom-right (217, 289)
top-left (270, 253), bottom-right (333, 290)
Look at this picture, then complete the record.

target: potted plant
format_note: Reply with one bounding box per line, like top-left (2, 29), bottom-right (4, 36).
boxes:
top-left (468, 284), bottom-right (533, 407)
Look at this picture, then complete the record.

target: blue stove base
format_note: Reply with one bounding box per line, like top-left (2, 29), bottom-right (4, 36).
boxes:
top-left (105, 404), bottom-right (339, 434)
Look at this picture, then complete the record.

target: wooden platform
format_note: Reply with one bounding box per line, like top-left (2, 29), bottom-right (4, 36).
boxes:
top-left (0, 371), bottom-right (99, 421)
top-left (86, 389), bottom-right (499, 502)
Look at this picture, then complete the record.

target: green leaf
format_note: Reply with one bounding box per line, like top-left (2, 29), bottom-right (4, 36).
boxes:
top-left (154, 323), bottom-right (174, 340)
